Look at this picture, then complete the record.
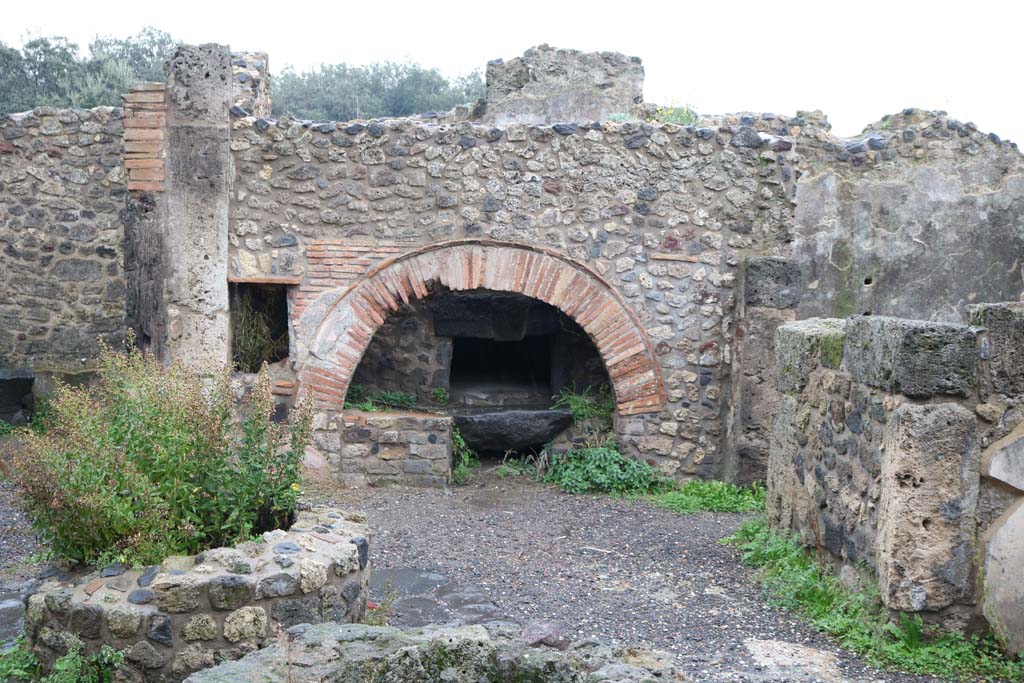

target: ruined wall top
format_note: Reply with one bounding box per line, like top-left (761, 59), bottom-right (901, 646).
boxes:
top-left (482, 44), bottom-right (645, 126)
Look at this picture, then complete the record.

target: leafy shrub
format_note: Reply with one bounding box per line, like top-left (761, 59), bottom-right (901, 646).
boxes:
top-left (451, 427), bottom-right (479, 486)
top-left (0, 638), bottom-right (123, 682)
top-left (2, 341), bottom-right (313, 567)
top-left (0, 421), bottom-right (12, 436)
top-left (649, 480), bottom-right (765, 514)
top-left (543, 444), bottom-right (671, 495)
top-left (551, 385), bottom-right (615, 424)
top-left (725, 519), bottom-right (1023, 680)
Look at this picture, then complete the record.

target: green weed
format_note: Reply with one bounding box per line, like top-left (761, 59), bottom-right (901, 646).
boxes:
top-left (648, 480), bottom-right (765, 514)
top-left (451, 427), bottom-right (479, 486)
top-left (344, 386), bottom-right (416, 412)
top-left (652, 104), bottom-right (698, 126)
top-left (551, 385), bottom-right (615, 424)
top-left (0, 638), bottom-right (123, 682)
top-left (494, 458), bottom-right (535, 479)
top-left (432, 387), bottom-right (449, 406)
top-left (364, 582), bottom-right (398, 627)
top-left (724, 519), bottom-right (1023, 680)
top-left (0, 421), bottom-right (12, 437)
top-left (543, 444), bottom-right (671, 496)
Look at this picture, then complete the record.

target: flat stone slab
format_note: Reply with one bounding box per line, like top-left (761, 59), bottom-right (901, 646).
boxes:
top-left (185, 621), bottom-right (678, 683)
top-left (370, 568), bottom-right (502, 627)
top-left (452, 408), bottom-right (573, 451)
top-left (843, 316), bottom-right (977, 398)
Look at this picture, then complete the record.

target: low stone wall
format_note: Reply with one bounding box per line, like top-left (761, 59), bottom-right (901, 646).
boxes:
top-left (767, 306), bottom-right (1024, 653)
top-left (24, 506), bottom-right (370, 681)
top-left (186, 621), bottom-right (677, 683)
top-left (309, 410), bottom-right (453, 487)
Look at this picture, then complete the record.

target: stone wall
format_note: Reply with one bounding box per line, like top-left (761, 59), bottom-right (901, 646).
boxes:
top-left (790, 110), bottom-right (1024, 323)
top-left (728, 109), bottom-right (1024, 483)
top-left (0, 107), bottom-right (128, 376)
top-left (767, 307), bottom-right (1024, 653)
top-left (482, 44), bottom-right (645, 126)
top-left (312, 410), bottom-right (453, 487)
top-left (3, 41), bottom-right (1024, 489)
top-left (25, 506), bottom-right (370, 682)
top-left (228, 107), bottom-right (803, 481)
top-left (350, 299), bottom-right (451, 403)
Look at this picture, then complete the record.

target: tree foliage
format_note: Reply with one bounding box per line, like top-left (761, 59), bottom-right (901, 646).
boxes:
top-left (0, 28), bottom-right (483, 121)
top-left (271, 62), bottom-right (483, 121)
top-left (0, 28), bottom-right (177, 112)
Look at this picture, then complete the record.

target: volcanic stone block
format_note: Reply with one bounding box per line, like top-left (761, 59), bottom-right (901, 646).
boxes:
top-left (208, 575), bottom-right (254, 611)
top-left (968, 302), bottom-right (1024, 396)
top-left (843, 316), bottom-right (976, 398)
top-left (744, 257), bottom-right (803, 309)
top-left (877, 403), bottom-right (980, 611)
top-left (773, 318), bottom-right (847, 394)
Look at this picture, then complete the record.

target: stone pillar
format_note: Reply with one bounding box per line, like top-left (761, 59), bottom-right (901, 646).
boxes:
top-left (726, 256), bottom-right (802, 485)
top-left (161, 45), bottom-right (233, 369)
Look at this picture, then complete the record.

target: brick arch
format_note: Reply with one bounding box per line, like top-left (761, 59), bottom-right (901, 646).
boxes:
top-left (296, 239), bottom-right (665, 416)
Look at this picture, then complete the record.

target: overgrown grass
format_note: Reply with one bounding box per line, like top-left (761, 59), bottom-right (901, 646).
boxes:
top-left (451, 427), bottom-right (479, 486)
top-left (551, 385), bottom-right (615, 424)
top-left (648, 479), bottom-right (765, 514)
top-left (725, 519), bottom-right (1023, 681)
top-left (0, 637), bottom-right (123, 682)
top-left (344, 385), bottom-right (416, 412)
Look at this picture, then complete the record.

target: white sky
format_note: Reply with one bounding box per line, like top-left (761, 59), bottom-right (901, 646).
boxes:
top-left (3, 0), bottom-right (1022, 143)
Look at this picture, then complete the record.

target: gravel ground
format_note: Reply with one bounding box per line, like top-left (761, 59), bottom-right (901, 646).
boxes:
top-left (0, 469), bottom-right (46, 647)
top-left (0, 460), bottom-right (990, 682)
top-left (0, 476), bottom-right (43, 583)
top-left (331, 467), bottom-right (957, 683)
